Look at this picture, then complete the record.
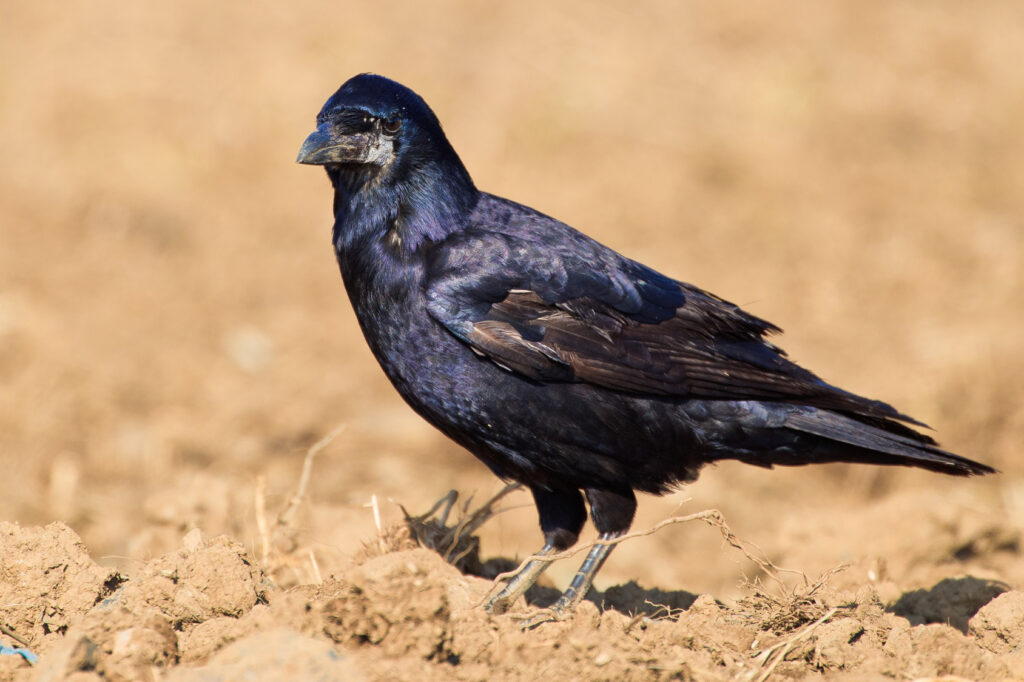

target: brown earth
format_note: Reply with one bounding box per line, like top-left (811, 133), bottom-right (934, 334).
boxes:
top-left (2, 1), bottom-right (1024, 680)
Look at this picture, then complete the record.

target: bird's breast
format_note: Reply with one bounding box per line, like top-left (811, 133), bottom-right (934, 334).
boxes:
top-left (338, 242), bottom-right (475, 417)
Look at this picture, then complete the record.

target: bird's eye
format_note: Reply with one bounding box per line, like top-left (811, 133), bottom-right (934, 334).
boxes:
top-left (382, 117), bottom-right (402, 135)
top-left (362, 114), bottom-right (372, 125)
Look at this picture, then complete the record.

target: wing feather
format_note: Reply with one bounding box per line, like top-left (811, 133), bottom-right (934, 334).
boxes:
top-left (424, 228), bottom-right (920, 425)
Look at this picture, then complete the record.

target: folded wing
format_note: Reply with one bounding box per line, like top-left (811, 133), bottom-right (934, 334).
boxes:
top-left (425, 229), bottom-right (927, 432)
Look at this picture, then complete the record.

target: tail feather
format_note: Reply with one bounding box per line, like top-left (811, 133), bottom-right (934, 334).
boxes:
top-left (784, 409), bottom-right (995, 477)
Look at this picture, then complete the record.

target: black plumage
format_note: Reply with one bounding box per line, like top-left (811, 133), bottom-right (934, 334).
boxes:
top-left (298, 74), bottom-right (994, 617)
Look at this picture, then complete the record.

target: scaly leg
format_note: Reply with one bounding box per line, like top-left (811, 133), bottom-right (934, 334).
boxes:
top-left (485, 543), bottom-right (556, 614)
top-left (485, 486), bottom-right (586, 614)
top-left (521, 487), bottom-right (637, 626)
top-left (545, 530), bottom-right (623, 613)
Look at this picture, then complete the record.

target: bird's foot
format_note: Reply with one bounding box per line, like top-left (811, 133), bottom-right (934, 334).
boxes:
top-left (514, 533), bottom-right (623, 627)
top-left (484, 545), bottom-right (557, 615)
top-left (486, 531), bottom-right (623, 625)
top-left (518, 574), bottom-right (591, 628)
top-left (484, 592), bottom-right (516, 616)
top-left (517, 605), bottom-right (574, 630)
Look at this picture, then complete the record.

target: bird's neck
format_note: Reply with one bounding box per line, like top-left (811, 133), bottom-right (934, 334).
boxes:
top-left (328, 157), bottom-right (477, 257)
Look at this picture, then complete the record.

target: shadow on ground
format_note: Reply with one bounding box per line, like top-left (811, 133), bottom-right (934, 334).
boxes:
top-left (888, 575), bottom-right (1010, 633)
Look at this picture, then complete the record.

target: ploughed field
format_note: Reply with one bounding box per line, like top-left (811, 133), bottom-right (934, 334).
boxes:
top-left (2, 2), bottom-right (1023, 679)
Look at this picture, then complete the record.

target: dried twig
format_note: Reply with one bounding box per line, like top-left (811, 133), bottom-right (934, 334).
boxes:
top-left (364, 493), bottom-right (387, 553)
top-left (308, 549), bottom-right (323, 584)
top-left (747, 562), bottom-right (850, 620)
top-left (417, 489), bottom-right (459, 526)
top-left (0, 622), bottom-right (29, 648)
top-left (443, 483), bottom-right (521, 561)
top-left (482, 508), bottom-right (785, 607)
top-left (254, 424), bottom-right (345, 586)
top-left (254, 474), bottom-right (270, 564)
top-left (803, 563), bottom-right (849, 599)
top-left (749, 607), bottom-right (838, 682)
top-left (278, 424), bottom-right (346, 527)
top-left (402, 483), bottom-right (523, 565)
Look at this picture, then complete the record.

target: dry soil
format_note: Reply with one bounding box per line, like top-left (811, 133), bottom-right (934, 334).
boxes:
top-left (2, 2), bottom-right (1023, 680)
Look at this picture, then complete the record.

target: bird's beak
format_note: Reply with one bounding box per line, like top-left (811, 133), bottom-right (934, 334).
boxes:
top-left (296, 123), bottom-right (375, 165)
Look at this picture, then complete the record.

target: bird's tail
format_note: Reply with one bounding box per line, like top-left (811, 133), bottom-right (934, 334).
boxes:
top-left (779, 409), bottom-right (995, 476)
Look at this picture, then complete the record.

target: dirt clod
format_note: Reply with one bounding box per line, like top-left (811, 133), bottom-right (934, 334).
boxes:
top-left (0, 522), bottom-right (119, 648)
top-left (968, 590), bottom-right (1024, 654)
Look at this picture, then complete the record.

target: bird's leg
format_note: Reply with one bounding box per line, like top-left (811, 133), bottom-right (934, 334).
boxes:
top-left (523, 487), bottom-right (637, 626)
top-left (485, 486), bottom-right (586, 615)
top-left (485, 543), bottom-right (556, 615)
top-left (545, 530), bottom-right (623, 614)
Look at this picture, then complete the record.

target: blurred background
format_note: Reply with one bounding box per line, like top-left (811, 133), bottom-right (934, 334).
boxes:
top-left (1, 1), bottom-right (1022, 598)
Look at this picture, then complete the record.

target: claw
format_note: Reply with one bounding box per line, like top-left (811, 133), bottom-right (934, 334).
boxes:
top-left (517, 606), bottom-right (573, 630)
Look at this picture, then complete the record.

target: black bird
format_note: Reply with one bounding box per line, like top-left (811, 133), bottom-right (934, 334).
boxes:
top-left (297, 74), bottom-right (994, 617)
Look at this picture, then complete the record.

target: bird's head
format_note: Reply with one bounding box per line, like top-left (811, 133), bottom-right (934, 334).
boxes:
top-left (297, 74), bottom-right (421, 166)
top-left (297, 74), bottom-right (471, 191)
top-left (298, 74), bottom-right (476, 249)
